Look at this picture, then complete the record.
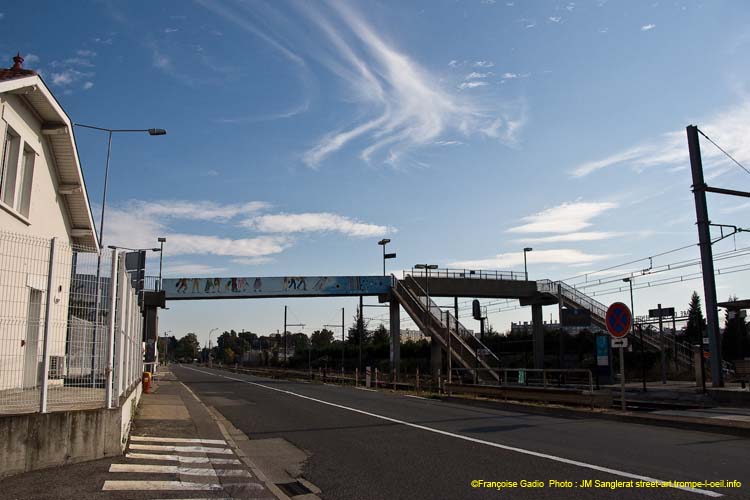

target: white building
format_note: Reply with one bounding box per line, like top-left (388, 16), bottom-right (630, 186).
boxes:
top-left (0, 53), bottom-right (98, 395)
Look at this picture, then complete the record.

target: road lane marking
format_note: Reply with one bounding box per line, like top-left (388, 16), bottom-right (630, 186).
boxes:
top-left (355, 387), bottom-right (377, 392)
top-left (182, 366), bottom-right (722, 498)
top-left (403, 394), bottom-right (428, 400)
top-left (130, 436), bottom-right (226, 445)
top-left (109, 464), bottom-right (252, 477)
top-left (128, 444), bottom-right (233, 454)
top-left (125, 452), bottom-right (241, 464)
top-left (102, 480), bottom-right (223, 491)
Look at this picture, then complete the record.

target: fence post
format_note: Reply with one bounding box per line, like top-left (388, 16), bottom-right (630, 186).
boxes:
top-left (355, 368), bottom-right (359, 386)
top-left (39, 237), bottom-right (57, 413)
top-left (375, 368), bottom-right (379, 389)
top-left (106, 248), bottom-right (118, 408)
top-left (416, 367), bottom-right (420, 393)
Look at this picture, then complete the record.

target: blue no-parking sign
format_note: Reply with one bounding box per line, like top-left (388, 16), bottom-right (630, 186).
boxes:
top-left (605, 302), bottom-right (632, 338)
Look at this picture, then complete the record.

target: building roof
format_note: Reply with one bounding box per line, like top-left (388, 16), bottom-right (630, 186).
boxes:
top-left (0, 54), bottom-right (98, 248)
top-left (0, 53), bottom-right (38, 82)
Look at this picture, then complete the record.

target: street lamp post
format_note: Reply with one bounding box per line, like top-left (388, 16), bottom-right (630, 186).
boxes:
top-left (74, 123), bottom-right (166, 381)
top-left (623, 277), bottom-right (645, 392)
top-left (208, 327), bottom-right (218, 366)
top-left (162, 330), bottom-right (172, 366)
top-left (157, 237), bottom-right (166, 290)
top-left (523, 247), bottom-right (533, 281)
top-left (378, 239), bottom-right (396, 276)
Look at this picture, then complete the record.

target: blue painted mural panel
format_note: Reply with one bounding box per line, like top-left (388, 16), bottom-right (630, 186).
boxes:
top-left (162, 276), bottom-right (393, 299)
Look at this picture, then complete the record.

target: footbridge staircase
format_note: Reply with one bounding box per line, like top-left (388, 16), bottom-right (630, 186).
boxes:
top-left (391, 275), bottom-right (501, 382)
top-left (537, 280), bottom-right (695, 368)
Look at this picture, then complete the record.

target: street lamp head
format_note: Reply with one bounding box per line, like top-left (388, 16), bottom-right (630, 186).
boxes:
top-left (623, 278), bottom-right (631, 283)
top-left (378, 238), bottom-right (391, 246)
top-left (158, 237), bottom-right (167, 243)
top-left (524, 247), bottom-right (533, 252)
top-left (151, 248), bottom-right (161, 252)
top-left (148, 128), bottom-right (167, 136)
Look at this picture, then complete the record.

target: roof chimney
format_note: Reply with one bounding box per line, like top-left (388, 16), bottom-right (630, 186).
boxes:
top-left (11, 52), bottom-right (24, 70)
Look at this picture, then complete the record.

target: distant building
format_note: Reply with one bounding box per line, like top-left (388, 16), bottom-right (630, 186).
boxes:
top-left (510, 320), bottom-right (561, 334)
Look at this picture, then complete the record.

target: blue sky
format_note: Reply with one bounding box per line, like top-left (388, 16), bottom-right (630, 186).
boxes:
top-left (4, 0), bottom-right (750, 345)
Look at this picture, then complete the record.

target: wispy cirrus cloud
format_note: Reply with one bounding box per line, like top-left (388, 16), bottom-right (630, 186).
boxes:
top-left (641, 24), bottom-right (656, 31)
top-left (570, 103), bottom-right (750, 178)
top-left (293, 3), bottom-right (522, 167)
top-left (512, 231), bottom-right (622, 244)
top-left (508, 201), bottom-right (618, 233)
top-left (127, 199), bottom-right (270, 221)
top-left (450, 249), bottom-right (611, 269)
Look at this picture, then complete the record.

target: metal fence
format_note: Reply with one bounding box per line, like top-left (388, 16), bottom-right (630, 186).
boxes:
top-left (0, 229), bottom-right (143, 414)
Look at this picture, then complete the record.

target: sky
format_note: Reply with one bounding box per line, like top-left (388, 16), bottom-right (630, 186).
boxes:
top-left (3, 0), bottom-right (750, 347)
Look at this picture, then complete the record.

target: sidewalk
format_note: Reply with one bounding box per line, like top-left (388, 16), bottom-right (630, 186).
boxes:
top-left (0, 367), bottom-right (289, 499)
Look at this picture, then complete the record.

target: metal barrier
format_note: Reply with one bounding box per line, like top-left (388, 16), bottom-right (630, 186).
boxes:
top-left (405, 268), bottom-right (525, 281)
top-left (0, 230), bottom-right (142, 414)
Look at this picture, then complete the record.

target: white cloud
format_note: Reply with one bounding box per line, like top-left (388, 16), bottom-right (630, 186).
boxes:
top-left (448, 59), bottom-right (459, 67)
top-left (24, 53), bottom-right (40, 65)
top-left (548, 16), bottom-right (562, 23)
top-left (434, 140), bottom-right (463, 146)
top-left (458, 81), bottom-right (488, 90)
top-left (474, 60), bottom-right (495, 68)
top-left (77, 50), bottom-right (97, 57)
top-left (232, 256), bottom-right (274, 266)
top-left (465, 71), bottom-right (491, 80)
top-left (508, 201), bottom-right (618, 233)
top-left (165, 262), bottom-right (227, 276)
top-left (82, 81), bottom-right (94, 90)
top-left (641, 24), bottom-right (656, 31)
top-left (164, 27), bottom-right (179, 33)
top-left (502, 72), bottom-right (518, 79)
top-left (571, 102), bottom-right (750, 177)
top-left (244, 213), bottom-right (393, 237)
top-left (128, 199), bottom-right (270, 221)
top-left (104, 204), bottom-right (290, 258)
top-left (513, 231), bottom-right (622, 243)
top-left (450, 249), bottom-right (611, 269)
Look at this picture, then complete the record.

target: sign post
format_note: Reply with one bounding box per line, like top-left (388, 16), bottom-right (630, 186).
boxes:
top-left (606, 302), bottom-right (632, 411)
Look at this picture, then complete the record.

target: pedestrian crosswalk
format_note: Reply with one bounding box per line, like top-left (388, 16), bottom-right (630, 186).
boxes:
top-left (102, 434), bottom-right (271, 498)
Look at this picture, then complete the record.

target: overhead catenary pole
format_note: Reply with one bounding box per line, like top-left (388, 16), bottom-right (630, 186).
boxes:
top-left (342, 307), bottom-right (345, 370)
top-left (358, 296), bottom-right (364, 371)
top-left (284, 305), bottom-right (288, 363)
top-left (659, 304), bottom-right (666, 384)
top-left (686, 125), bottom-right (723, 387)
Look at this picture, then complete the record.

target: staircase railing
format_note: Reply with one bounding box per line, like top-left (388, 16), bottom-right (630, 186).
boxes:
top-left (540, 280), bottom-right (695, 368)
top-left (394, 276), bottom-right (500, 381)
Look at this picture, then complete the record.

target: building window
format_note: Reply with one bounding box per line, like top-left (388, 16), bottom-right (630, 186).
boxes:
top-left (0, 126), bottom-right (34, 218)
top-left (1, 126), bottom-right (21, 207)
top-left (17, 146), bottom-right (35, 217)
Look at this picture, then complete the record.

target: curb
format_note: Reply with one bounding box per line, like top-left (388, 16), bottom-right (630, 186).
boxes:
top-left (179, 380), bottom-right (297, 500)
top-left (438, 395), bottom-right (750, 437)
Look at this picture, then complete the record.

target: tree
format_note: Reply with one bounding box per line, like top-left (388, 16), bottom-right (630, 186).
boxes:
top-left (311, 328), bottom-right (335, 348)
top-left (372, 324), bottom-right (389, 345)
top-left (685, 291), bottom-right (706, 345)
top-left (175, 333), bottom-right (200, 361)
top-left (347, 313), bottom-right (370, 345)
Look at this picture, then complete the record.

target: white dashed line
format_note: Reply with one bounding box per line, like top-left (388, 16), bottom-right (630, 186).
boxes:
top-left (102, 480), bottom-right (223, 491)
top-left (128, 444), bottom-right (233, 454)
top-left (125, 452), bottom-right (241, 465)
top-left (130, 436), bottom-right (226, 445)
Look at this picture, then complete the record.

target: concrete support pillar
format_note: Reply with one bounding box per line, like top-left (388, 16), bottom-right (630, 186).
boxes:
top-left (389, 298), bottom-right (401, 377)
top-left (532, 304), bottom-right (544, 369)
top-left (430, 338), bottom-right (443, 381)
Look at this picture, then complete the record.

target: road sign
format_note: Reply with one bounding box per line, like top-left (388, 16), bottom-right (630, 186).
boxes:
top-left (561, 308), bottom-right (591, 327)
top-left (605, 302), bottom-right (632, 338)
top-left (611, 338), bottom-right (629, 348)
top-left (649, 307), bottom-right (675, 318)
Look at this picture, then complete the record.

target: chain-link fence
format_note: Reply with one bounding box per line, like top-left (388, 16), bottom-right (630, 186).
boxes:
top-left (0, 229), bottom-right (143, 414)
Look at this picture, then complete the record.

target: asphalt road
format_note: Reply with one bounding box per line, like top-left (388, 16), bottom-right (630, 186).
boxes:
top-left (172, 365), bottom-right (750, 500)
